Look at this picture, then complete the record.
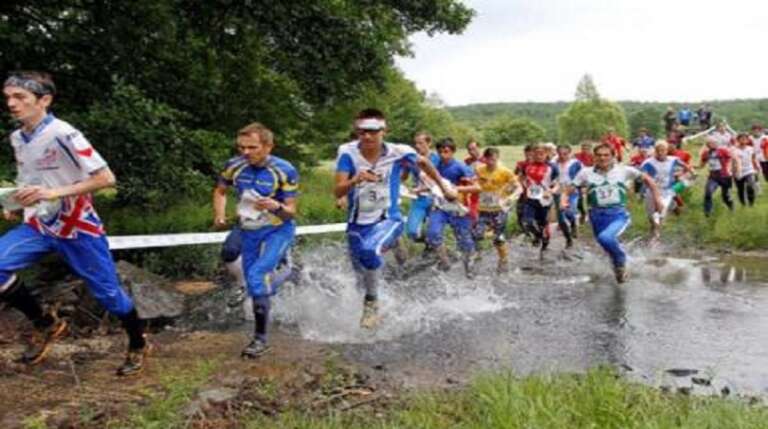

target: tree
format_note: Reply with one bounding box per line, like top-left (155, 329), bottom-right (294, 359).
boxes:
top-left (575, 74), bottom-right (600, 101)
top-left (484, 116), bottom-right (546, 146)
top-left (628, 107), bottom-right (663, 137)
top-left (558, 100), bottom-right (628, 144)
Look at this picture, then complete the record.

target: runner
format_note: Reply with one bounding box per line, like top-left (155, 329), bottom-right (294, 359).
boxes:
top-left (555, 144), bottom-right (583, 248)
top-left (404, 132), bottom-right (440, 245)
top-left (514, 145), bottom-right (535, 236)
top-left (640, 141), bottom-right (694, 239)
top-left (733, 133), bottom-right (759, 207)
top-left (602, 128), bottom-right (627, 163)
top-left (670, 140), bottom-right (694, 213)
top-left (751, 124), bottom-right (768, 182)
top-left (0, 72), bottom-right (147, 375)
top-left (464, 139), bottom-right (486, 223)
top-left (710, 122), bottom-right (734, 148)
top-left (574, 141), bottom-right (594, 224)
top-left (629, 147), bottom-right (650, 195)
top-left (631, 128), bottom-right (655, 155)
top-left (564, 143), bottom-right (662, 283)
top-left (521, 143), bottom-right (560, 257)
top-left (472, 147), bottom-right (520, 273)
top-left (334, 108), bottom-right (452, 329)
top-left (426, 138), bottom-right (480, 278)
top-left (700, 136), bottom-right (739, 216)
top-left (214, 123), bottom-right (299, 358)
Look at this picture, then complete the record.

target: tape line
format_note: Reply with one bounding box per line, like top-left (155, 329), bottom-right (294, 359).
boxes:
top-left (108, 222), bottom-right (348, 250)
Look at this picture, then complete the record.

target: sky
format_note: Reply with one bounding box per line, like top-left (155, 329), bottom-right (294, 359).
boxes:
top-left (396, 0), bottom-right (768, 106)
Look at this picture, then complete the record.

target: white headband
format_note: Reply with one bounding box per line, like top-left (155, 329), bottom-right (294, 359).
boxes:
top-left (356, 118), bottom-right (386, 131)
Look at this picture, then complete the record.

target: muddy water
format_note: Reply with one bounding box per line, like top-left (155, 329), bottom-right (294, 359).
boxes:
top-left (271, 240), bottom-right (768, 395)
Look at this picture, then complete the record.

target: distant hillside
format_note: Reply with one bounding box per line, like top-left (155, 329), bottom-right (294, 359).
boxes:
top-left (448, 99), bottom-right (768, 140)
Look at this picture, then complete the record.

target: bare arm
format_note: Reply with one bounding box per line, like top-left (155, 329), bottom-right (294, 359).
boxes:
top-left (212, 184), bottom-right (229, 228)
top-left (15, 167), bottom-right (116, 207)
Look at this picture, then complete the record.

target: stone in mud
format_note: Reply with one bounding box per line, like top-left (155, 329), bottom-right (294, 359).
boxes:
top-left (199, 387), bottom-right (239, 405)
top-left (692, 377), bottom-right (712, 386)
top-left (116, 261), bottom-right (186, 319)
top-left (665, 368), bottom-right (698, 377)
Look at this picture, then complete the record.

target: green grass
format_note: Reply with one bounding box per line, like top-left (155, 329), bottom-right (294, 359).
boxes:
top-left (245, 367), bottom-right (768, 428)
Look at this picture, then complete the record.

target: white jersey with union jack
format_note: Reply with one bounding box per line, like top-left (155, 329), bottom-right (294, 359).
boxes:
top-left (11, 114), bottom-right (108, 238)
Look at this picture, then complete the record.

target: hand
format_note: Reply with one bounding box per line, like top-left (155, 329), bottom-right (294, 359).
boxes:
top-left (15, 186), bottom-right (58, 207)
top-left (355, 170), bottom-right (381, 184)
top-left (3, 209), bottom-right (19, 222)
top-left (254, 197), bottom-right (281, 212)
top-left (443, 188), bottom-right (458, 201)
top-left (212, 217), bottom-right (228, 230)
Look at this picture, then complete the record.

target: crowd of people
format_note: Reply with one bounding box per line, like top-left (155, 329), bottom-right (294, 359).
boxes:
top-left (1, 71), bottom-right (767, 375)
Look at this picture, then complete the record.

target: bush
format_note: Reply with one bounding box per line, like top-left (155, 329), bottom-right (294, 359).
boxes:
top-left (484, 116), bottom-right (546, 146)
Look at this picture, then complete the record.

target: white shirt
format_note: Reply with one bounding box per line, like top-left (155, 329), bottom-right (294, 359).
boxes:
top-left (733, 146), bottom-right (756, 178)
top-left (11, 114), bottom-right (108, 238)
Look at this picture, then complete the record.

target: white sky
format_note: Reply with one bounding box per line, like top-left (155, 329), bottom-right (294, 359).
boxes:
top-left (396, 0), bottom-right (768, 106)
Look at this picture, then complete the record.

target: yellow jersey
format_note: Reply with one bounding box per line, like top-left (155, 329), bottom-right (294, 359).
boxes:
top-left (476, 164), bottom-right (518, 212)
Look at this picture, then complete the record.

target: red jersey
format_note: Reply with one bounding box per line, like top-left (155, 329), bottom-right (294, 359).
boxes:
top-left (629, 152), bottom-right (648, 167)
top-left (464, 156), bottom-right (487, 221)
top-left (574, 151), bottom-right (594, 167)
top-left (701, 147), bottom-right (733, 177)
top-left (602, 134), bottom-right (627, 162)
top-left (672, 149), bottom-right (692, 166)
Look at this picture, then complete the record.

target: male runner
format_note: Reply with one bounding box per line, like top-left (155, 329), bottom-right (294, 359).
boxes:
top-left (701, 136), bottom-right (739, 216)
top-left (640, 141), bottom-right (694, 239)
top-left (602, 128), bottom-right (627, 163)
top-left (521, 143), bottom-right (560, 257)
top-left (555, 144), bottom-right (583, 248)
top-left (515, 145), bottom-right (535, 235)
top-left (426, 138), bottom-right (480, 278)
top-left (214, 122), bottom-right (299, 358)
top-left (574, 141), bottom-right (594, 224)
top-left (564, 143), bottom-right (662, 283)
top-left (473, 147), bottom-right (520, 273)
top-left (632, 128), bottom-right (655, 155)
top-left (464, 139), bottom-right (486, 223)
top-left (404, 132), bottom-right (440, 245)
top-left (334, 109), bottom-right (451, 329)
top-left (0, 72), bottom-right (147, 375)
top-left (733, 133), bottom-right (759, 207)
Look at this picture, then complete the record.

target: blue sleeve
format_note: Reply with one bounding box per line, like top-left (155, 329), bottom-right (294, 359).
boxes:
top-left (641, 162), bottom-right (656, 177)
top-left (462, 163), bottom-right (476, 179)
top-left (569, 162), bottom-right (582, 180)
top-left (550, 163), bottom-right (560, 181)
top-left (336, 152), bottom-right (355, 175)
top-left (282, 164), bottom-right (299, 199)
top-left (429, 153), bottom-right (440, 166)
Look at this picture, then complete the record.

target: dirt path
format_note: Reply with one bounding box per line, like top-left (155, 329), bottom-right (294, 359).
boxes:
top-left (0, 312), bottom-right (394, 428)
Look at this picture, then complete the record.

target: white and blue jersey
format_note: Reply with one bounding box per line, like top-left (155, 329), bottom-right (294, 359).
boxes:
top-left (556, 158), bottom-right (583, 187)
top-left (632, 135), bottom-right (655, 152)
top-left (336, 141), bottom-right (418, 225)
top-left (640, 156), bottom-right (682, 191)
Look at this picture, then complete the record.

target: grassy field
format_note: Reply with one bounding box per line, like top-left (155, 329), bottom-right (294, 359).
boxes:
top-left (117, 366), bottom-right (768, 429)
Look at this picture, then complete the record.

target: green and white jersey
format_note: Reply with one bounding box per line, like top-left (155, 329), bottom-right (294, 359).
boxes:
top-left (572, 164), bottom-right (642, 209)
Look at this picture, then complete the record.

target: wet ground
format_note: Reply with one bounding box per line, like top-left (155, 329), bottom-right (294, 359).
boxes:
top-left (272, 238), bottom-right (768, 396)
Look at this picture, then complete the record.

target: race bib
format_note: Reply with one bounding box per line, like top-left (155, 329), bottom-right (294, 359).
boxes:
top-left (707, 156), bottom-right (721, 171)
top-left (238, 190), bottom-right (276, 230)
top-left (357, 183), bottom-right (389, 213)
top-left (594, 183), bottom-right (621, 206)
top-left (527, 184), bottom-right (544, 200)
top-left (479, 191), bottom-right (501, 209)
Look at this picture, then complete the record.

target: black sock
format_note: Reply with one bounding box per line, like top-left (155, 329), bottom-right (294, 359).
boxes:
top-left (120, 309), bottom-right (146, 350)
top-left (253, 297), bottom-right (271, 343)
top-left (1, 279), bottom-right (52, 328)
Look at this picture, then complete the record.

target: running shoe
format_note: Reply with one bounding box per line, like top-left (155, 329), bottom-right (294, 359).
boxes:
top-left (360, 300), bottom-right (380, 329)
top-left (116, 341), bottom-right (151, 376)
top-left (241, 337), bottom-right (270, 359)
top-left (614, 266), bottom-right (628, 284)
top-left (21, 314), bottom-right (68, 365)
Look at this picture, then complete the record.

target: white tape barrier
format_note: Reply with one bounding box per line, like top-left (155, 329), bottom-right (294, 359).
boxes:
top-left (107, 223), bottom-right (347, 250)
top-left (682, 125), bottom-right (715, 142)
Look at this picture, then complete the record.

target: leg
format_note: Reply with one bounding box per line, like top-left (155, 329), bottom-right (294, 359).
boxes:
top-left (703, 177), bottom-right (719, 216)
top-left (406, 196), bottom-right (431, 242)
top-left (472, 212), bottom-right (490, 244)
top-left (590, 210), bottom-right (631, 269)
top-left (555, 194), bottom-right (573, 247)
top-left (427, 209), bottom-right (451, 269)
top-left (490, 211), bottom-right (510, 272)
top-left (522, 201), bottom-right (543, 244)
top-left (534, 203), bottom-right (551, 251)
top-left (735, 177), bottom-right (747, 206)
top-left (746, 174), bottom-right (757, 206)
top-left (720, 177), bottom-right (734, 211)
top-left (448, 213), bottom-right (476, 278)
top-left (761, 161), bottom-right (768, 182)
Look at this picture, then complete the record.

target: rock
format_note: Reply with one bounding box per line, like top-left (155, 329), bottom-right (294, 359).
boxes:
top-left (665, 368), bottom-right (698, 377)
top-left (721, 386), bottom-right (731, 396)
top-left (116, 261), bottom-right (186, 319)
top-left (199, 387), bottom-right (239, 405)
top-left (691, 377), bottom-right (711, 386)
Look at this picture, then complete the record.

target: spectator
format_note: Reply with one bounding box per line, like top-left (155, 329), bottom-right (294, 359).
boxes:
top-left (663, 106), bottom-right (677, 133)
top-left (678, 106), bottom-right (693, 127)
top-left (697, 104), bottom-right (712, 130)
top-left (632, 128), bottom-right (655, 154)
